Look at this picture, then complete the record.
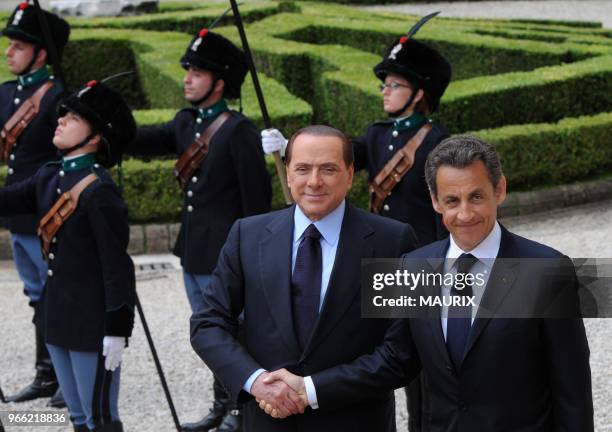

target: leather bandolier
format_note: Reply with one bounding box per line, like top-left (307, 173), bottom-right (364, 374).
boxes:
top-left (174, 111), bottom-right (231, 190)
top-left (369, 123), bottom-right (432, 214)
top-left (37, 173), bottom-right (97, 260)
top-left (0, 81), bottom-right (54, 163)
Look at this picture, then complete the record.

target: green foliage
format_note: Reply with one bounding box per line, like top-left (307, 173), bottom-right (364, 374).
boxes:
top-left (1, 1), bottom-right (610, 224)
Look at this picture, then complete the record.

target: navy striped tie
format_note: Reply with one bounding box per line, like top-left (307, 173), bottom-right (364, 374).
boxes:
top-left (291, 224), bottom-right (322, 350)
top-left (446, 253), bottom-right (478, 369)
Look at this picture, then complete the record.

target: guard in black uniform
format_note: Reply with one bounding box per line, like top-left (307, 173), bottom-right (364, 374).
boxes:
top-left (0, 79), bottom-right (136, 432)
top-left (1, 1), bottom-right (69, 407)
top-left (129, 29), bottom-right (272, 432)
top-left (261, 16), bottom-right (453, 432)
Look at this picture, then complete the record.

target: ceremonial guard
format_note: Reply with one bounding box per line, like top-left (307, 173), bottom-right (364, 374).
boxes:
top-left (1, 1), bottom-right (70, 407)
top-left (130, 29), bottom-right (272, 432)
top-left (261, 14), bottom-right (452, 432)
top-left (0, 78), bottom-right (137, 432)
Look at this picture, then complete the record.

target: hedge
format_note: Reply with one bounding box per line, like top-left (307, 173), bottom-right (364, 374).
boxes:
top-left (1, 1), bottom-right (611, 225)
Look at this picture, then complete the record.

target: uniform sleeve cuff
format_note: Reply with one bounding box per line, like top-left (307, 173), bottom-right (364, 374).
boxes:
top-left (105, 304), bottom-right (134, 338)
top-left (304, 376), bottom-right (319, 409)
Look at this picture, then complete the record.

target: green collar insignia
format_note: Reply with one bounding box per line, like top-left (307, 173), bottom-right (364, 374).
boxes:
top-left (62, 153), bottom-right (97, 172)
top-left (18, 67), bottom-right (51, 88)
top-left (393, 112), bottom-right (428, 133)
top-left (198, 99), bottom-right (229, 120)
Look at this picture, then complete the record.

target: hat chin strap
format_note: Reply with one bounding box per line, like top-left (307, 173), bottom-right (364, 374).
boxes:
top-left (58, 132), bottom-right (97, 157)
top-left (388, 85), bottom-right (419, 118)
top-left (190, 78), bottom-right (218, 107)
top-left (17, 46), bottom-right (41, 76)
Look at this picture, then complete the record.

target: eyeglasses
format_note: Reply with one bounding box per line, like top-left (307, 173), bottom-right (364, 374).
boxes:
top-left (378, 82), bottom-right (411, 92)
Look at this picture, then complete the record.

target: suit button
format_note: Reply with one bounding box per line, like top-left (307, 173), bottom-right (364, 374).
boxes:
top-left (57, 188), bottom-right (62, 194)
top-left (9, 154), bottom-right (15, 160)
top-left (7, 168), bottom-right (14, 175)
top-left (47, 269), bottom-right (53, 277)
top-left (49, 253), bottom-right (55, 260)
top-left (191, 176), bottom-right (197, 183)
top-left (187, 205), bottom-right (193, 212)
top-left (17, 85), bottom-right (23, 91)
top-left (388, 145), bottom-right (394, 151)
top-left (14, 98), bottom-right (20, 105)
top-left (59, 170), bottom-right (65, 177)
top-left (383, 204), bottom-right (390, 212)
top-left (196, 118), bottom-right (203, 124)
top-left (392, 130), bottom-right (398, 137)
top-left (195, 132), bottom-right (201, 139)
top-left (52, 237), bottom-right (57, 243)
top-left (187, 190), bottom-right (193, 197)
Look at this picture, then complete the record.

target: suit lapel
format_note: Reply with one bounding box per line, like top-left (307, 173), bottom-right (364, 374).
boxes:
top-left (464, 225), bottom-right (518, 359)
top-left (258, 206), bottom-right (301, 358)
top-left (424, 241), bottom-right (453, 367)
top-left (301, 204), bottom-right (373, 358)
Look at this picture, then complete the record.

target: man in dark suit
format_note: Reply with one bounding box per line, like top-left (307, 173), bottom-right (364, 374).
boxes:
top-left (263, 135), bottom-right (593, 432)
top-left (190, 125), bottom-right (418, 431)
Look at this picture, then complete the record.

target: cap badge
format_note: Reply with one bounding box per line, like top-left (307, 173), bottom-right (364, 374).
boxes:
top-left (388, 36), bottom-right (409, 60)
top-left (191, 28), bottom-right (208, 52)
top-left (12, 3), bottom-right (28, 25)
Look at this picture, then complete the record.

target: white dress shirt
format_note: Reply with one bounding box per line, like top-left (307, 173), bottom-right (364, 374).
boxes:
top-left (244, 201), bottom-right (346, 396)
top-left (441, 222), bottom-right (501, 339)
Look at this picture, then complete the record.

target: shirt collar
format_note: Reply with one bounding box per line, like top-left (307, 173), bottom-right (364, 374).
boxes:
top-left (18, 67), bottom-right (50, 88)
top-left (293, 200), bottom-right (345, 247)
top-left (446, 221), bottom-right (502, 268)
top-left (198, 99), bottom-right (229, 119)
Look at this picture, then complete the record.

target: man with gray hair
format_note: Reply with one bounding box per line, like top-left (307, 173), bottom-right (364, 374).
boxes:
top-left (262, 135), bottom-right (593, 431)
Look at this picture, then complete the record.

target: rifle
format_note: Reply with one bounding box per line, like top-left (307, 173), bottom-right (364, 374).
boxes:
top-left (228, 0), bottom-right (293, 205)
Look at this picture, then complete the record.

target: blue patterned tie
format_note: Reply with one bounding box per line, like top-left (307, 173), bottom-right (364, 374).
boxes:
top-left (446, 253), bottom-right (478, 369)
top-left (292, 224), bottom-right (322, 350)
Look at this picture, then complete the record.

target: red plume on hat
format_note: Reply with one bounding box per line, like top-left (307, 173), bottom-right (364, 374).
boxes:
top-left (374, 12), bottom-right (452, 113)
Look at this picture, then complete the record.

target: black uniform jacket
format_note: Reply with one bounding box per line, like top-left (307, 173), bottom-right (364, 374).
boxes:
top-left (354, 118), bottom-right (449, 246)
top-left (130, 107), bottom-right (272, 274)
top-left (190, 204), bottom-right (419, 432)
top-left (0, 77), bottom-right (64, 234)
top-left (0, 161), bottom-right (136, 352)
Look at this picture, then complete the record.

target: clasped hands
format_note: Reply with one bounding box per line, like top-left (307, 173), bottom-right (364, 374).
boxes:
top-left (252, 369), bottom-right (308, 419)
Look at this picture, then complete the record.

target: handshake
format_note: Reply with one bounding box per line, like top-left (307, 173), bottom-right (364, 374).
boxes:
top-left (251, 368), bottom-right (309, 419)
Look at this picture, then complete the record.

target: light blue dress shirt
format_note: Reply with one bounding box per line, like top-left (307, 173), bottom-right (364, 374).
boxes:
top-left (243, 201), bottom-right (346, 395)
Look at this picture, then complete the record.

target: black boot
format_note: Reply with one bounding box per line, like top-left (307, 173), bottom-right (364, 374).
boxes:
top-left (181, 399), bottom-right (227, 432)
top-left (73, 425), bottom-right (89, 432)
top-left (216, 407), bottom-right (242, 432)
top-left (92, 421), bottom-right (124, 432)
top-left (48, 388), bottom-right (67, 409)
top-left (5, 323), bottom-right (58, 403)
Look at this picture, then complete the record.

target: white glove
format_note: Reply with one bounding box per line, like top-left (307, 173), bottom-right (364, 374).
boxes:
top-left (261, 128), bottom-right (288, 156)
top-left (103, 336), bottom-right (125, 372)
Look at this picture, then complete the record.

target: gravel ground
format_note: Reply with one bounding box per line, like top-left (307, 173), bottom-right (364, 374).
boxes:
top-left (1, 200), bottom-right (611, 432)
top-left (363, 1), bottom-right (612, 29)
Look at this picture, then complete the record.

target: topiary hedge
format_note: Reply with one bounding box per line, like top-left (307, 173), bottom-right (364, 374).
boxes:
top-left (1, 1), bottom-right (610, 224)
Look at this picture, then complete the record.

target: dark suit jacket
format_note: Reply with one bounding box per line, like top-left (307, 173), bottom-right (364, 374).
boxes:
top-left (130, 108), bottom-right (271, 274)
top-left (312, 225), bottom-right (593, 432)
top-left (190, 203), bottom-right (418, 432)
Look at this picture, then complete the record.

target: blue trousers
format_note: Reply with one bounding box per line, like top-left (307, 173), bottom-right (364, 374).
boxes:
top-left (183, 272), bottom-right (211, 313)
top-left (10, 233), bottom-right (47, 304)
top-left (47, 344), bottom-right (121, 430)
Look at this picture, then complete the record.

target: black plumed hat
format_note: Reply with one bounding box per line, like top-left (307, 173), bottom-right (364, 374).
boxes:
top-left (2, 2), bottom-right (70, 61)
top-left (58, 79), bottom-right (136, 168)
top-left (373, 13), bottom-right (451, 113)
top-left (180, 29), bottom-right (248, 99)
